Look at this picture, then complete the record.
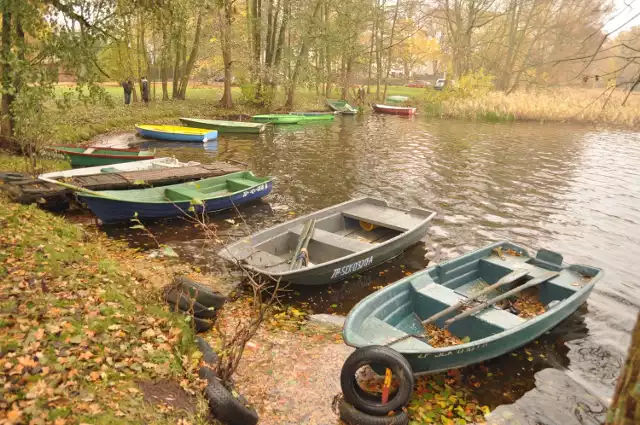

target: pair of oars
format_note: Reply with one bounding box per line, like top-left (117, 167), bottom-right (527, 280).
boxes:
top-left (289, 218), bottom-right (316, 270)
top-left (384, 269), bottom-right (558, 347)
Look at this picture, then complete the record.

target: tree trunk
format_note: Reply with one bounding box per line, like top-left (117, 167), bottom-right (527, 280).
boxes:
top-left (382, 0), bottom-right (400, 100)
top-left (366, 0), bottom-right (378, 94)
top-left (274, 0), bottom-right (289, 67)
top-left (1, 3), bottom-right (14, 138)
top-left (161, 26), bottom-right (169, 100)
top-left (286, 0), bottom-right (323, 108)
top-left (607, 312), bottom-right (640, 425)
top-left (219, 1), bottom-right (234, 108)
top-left (178, 12), bottom-right (202, 100)
top-left (172, 28), bottom-right (182, 99)
top-left (375, 0), bottom-right (386, 100)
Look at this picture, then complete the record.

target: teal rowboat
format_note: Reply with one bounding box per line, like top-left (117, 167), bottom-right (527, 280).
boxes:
top-left (251, 114), bottom-right (301, 124)
top-left (326, 99), bottom-right (357, 115)
top-left (343, 241), bottom-right (602, 374)
top-left (288, 112), bottom-right (336, 121)
top-left (179, 117), bottom-right (267, 134)
top-left (48, 145), bottom-right (155, 168)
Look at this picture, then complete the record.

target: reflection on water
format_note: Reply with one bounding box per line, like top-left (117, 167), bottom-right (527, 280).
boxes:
top-left (93, 115), bottom-right (639, 423)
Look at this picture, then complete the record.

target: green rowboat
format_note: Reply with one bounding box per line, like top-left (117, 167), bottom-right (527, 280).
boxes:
top-left (343, 241), bottom-right (603, 374)
top-left (251, 114), bottom-right (301, 124)
top-left (179, 117), bottom-right (267, 134)
top-left (47, 145), bottom-right (155, 168)
top-left (326, 99), bottom-right (358, 115)
top-left (288, 112), bottom-right (335, 121)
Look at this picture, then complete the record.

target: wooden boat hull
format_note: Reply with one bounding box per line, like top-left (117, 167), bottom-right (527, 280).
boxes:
top-left (288, 112), bottom-right (335, 121)
top-left (251, 115), bottom-right (301, 124)
top-left (372, 103), bottom-right (417, 116)
top-left (327, 99), bottom-right (357, 114)
top-left (179, 117), bottom-right (266, 134)
top-left (342, 241), bottom-right (603, 374)
top-left (135, 125), bottom-right (218, 142)
top-left (48, 145), bottom-right (155, 167)
top-left (219, 197), bottom-right (436, 286)
top-left (79, 181), bottom-right (271, 223)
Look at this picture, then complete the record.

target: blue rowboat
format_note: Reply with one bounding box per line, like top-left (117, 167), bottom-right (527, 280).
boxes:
top-left (135, 124), bottom-right (218, 143)
top-left (77, 171), bottom-right (272, 223)
top-left (343, 241), bottom-right (602, 374)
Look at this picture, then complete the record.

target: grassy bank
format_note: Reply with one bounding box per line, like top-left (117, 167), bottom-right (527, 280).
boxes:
top-left (0, 158), bottom-right (216, 424)
top-left (49, 85), bottom-right (327, 145)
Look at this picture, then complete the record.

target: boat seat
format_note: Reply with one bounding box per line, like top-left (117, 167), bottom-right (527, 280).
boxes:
top-left (289, 226), bottom-right (372, 253)
top-left (164, 186), bottom-right (202, 202)
top-left (84, 148), bottom-right (96, 154)
top-left (357, 317), bottom-right (432, 350)
top-left (227, 178), bottom-right (257, 191)
top-left (415, 283), bottom-right (526, 330)
top-left (342, 204), bottom-right (423, 232)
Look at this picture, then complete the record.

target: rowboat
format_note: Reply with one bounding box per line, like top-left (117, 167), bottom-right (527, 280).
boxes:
top-left (386, 95), bottom-right (410, 103)
top-left (179, 117), bottom-right (267, 134)
top-left (77, 171), bottom-right (272, 223)
top-left (39, 157), bottom-right (200, 181)
top-left (327, 99), bottom-right (357, 115)
top-left (372, 103), bottom-right (417, 116)
top-left (218, 197), bottom-right (436, 286)
top-left (288, 112), bottom-right (336, 121)
top-left (342, 241), bottom-right (603, 374)
top-left (250, 114), bottom-right (301, 124)
top-left (135, 125), bottom-right (218, 142)
top-left (47, 145), bottom-right (155, 168)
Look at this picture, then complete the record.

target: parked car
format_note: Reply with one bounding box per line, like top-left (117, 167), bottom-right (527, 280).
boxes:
top-left (406, 80), bottom-right (429, 88)
top-left (434, 79), bottom-right (447, 90)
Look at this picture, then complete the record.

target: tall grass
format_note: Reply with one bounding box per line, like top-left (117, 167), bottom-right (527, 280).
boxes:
top-left (430, 88), bottom-right (640, 127)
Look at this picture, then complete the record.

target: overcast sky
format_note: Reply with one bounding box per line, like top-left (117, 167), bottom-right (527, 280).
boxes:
top-left (605, 0), bottom-right (640, 34)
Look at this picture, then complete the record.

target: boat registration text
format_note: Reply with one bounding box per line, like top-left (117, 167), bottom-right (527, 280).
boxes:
top-left (331, 256), bottom-right (374, 279)
top-left (242, 183), bottom-right (270, 197)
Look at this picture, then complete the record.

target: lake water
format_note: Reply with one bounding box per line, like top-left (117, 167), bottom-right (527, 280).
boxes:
top-left (96, 115), bottom-right (639, 424)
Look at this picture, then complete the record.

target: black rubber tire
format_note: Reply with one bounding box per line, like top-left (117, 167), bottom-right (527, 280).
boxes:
top-left (341, 346), bottom-right (414, 416)
top-left (165, 290), bottom-right (218, 319)
top-left (193, 316), bottom-right (213, 333)
top-left (204, 379), bottom-right (258, 425)
top-left (339, 400), bottom-right (408, 425)
top-left (196, 336), bottom-right (219, 365)
top-left (173, 276), bottom-right (227, 309)
top-left (199, 365), bottom-right (218, 385)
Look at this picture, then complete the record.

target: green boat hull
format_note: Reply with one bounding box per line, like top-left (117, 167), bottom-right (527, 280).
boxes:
top-left (326, 99), bottom-right (358, 114)
top-left (288, 113), bottom-right (335, 121)
top-left (343, 241), bottom-right (603, 374)
top-left (251, 114), bottom-right (301, 124)
top-left (179, 117), bottom-right (266, 134)
top-left (49, 146), bottom-right (155, 168)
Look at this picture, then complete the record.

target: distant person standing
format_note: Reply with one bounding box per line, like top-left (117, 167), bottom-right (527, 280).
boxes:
top-left (122, 79), bottom-right (132, 105)
top-left (141, 76), bottom-right (150, 104)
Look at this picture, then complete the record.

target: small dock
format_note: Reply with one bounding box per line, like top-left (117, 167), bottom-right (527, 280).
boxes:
top-left (0, 162), bottom-right (243, 211)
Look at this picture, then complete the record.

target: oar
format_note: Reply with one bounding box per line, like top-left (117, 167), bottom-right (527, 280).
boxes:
top-left (291, 219), bottom-right (316, 270)
top-left (38, 176), bottom-right (119, 200)
top-left (289, 219), bottom-right (313, 270)
top-left (420, 268), bottom-right (530, 326)
top-left (443, 271), bottom-right (560, 328)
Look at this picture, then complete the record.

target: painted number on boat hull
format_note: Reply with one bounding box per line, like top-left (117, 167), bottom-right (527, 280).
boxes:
top-left (242, 184), bottom-right (269, 197)
top-left (331, 256), bottom-right (374, 279)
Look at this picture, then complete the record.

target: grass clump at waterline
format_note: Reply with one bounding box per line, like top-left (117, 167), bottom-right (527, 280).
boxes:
top-left (417, 87), bottom-right (640, 126)
top-left (0, 196), bottom-right (212, 424)
top-left (0, 152), bottom-right (71, 175)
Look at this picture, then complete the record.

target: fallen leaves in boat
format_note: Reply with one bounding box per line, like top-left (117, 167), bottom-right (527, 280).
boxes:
top-left (424, 324), bottom-right (466, 347)
top-left (504, 248), bottom-right (522, 256)
top-left (492, 247), bottom-right (506, 260)
top-left (512, 294), bottom-right (546, 318)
